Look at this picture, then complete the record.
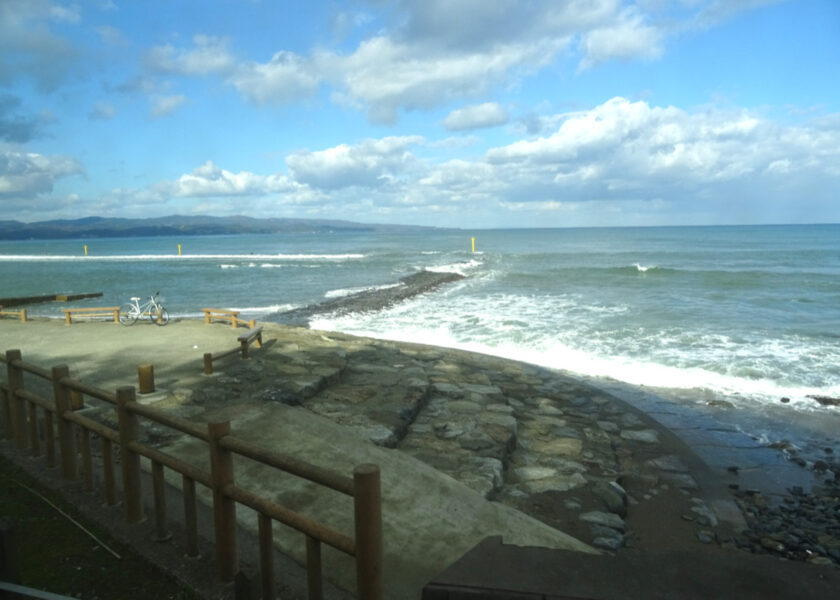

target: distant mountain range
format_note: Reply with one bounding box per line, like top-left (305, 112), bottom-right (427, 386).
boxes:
top-left (0, 215), bottom-right (437, 240)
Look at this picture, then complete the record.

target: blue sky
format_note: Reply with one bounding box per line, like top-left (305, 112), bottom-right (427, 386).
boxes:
top-left (1, 0), bottom-right (838, 228)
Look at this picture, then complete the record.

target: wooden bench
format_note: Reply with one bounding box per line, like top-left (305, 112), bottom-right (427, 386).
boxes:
top-left (0, 308), bottom-right (27, 322)
top-left (237, 326), bottom-right (263, 359)
top-left (62, 306), bottom-right (120, 324)
top-left (203, 325), bottom-right (264, 374)
top-left (202, 308), bottom-right (241, 328)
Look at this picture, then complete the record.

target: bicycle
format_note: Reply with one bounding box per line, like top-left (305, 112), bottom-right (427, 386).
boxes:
top-left (119, 292), bottom-right (170, 326)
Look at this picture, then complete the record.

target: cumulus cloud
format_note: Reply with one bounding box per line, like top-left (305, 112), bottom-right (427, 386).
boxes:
top-left (577, 7), bottom-right (664, 70)
top-left (286, 136), bottom-right (424, 190)
top-left (0, 149), bottom-right (82, 198)
top-left (484, 97), bottom-right (840, 204)
top-left (145, 36), bottom-right (319, 107)
top-left (165, 160), bottom-right (296, 197)
top-left (230, 51), bottom-right (320, 106)
top-left (443, 102), bottom-right (508, 131)
top-left (317, 31), bottom-right (563, 124)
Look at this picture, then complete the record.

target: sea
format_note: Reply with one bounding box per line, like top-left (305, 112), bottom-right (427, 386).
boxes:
top-left (2, 224), bottom-right (839, 458)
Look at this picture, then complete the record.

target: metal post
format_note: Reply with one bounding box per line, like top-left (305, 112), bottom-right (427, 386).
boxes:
top-left (51, 365), bottom-right (76, 479)
top-left (353, 464), bottom-right (383, 600)
top-left (6, 350), bottom-right (25, 450)
top-left (208, 420), bottom-right (238, 582)
top-left (117, 386), bottom-right (144, 523)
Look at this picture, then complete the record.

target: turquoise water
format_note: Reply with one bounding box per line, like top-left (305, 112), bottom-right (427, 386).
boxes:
top-left (1, 225), bottom-right (839, 413)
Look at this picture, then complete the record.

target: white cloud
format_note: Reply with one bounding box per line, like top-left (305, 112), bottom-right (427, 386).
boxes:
top-left (577, 7), bottom-right (664, 70)
top-left (484, 97), bottom-right (840, 205)
top-left (0, 149), bottom-right (82, 198)
top-left (146, 35), bottom-right (236, 76)
top-left (165, 160), bottom-right (296, 197)
top-left (443, 102), bottom-right (508, 131)
top-left (150, 94), bottom-right (187, 118)
top-left (318, 34), bottom-right (563, 124)
top-left (286, 136), bottom-right (424, 190)
top-left (230, 51), bottom-right (320, 106)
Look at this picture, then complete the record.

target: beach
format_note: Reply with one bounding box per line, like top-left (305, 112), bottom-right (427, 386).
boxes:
top-left (2, 317), bottom-right (838, 598)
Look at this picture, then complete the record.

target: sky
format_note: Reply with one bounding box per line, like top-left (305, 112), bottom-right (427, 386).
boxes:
top-left (1, 0), bottom-right (838, 228)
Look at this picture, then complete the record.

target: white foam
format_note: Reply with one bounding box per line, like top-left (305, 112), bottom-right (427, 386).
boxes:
top-left (324, 282), bottom-right (404, 298)
top-left (310, 290), bottom-right (840, 410)
top-left (0, 253), bottom-right (365, 261)
top-left (424, 259), bottom-right (483, 276)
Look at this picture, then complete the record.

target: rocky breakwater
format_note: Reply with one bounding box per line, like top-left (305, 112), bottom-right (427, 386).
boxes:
top-left (272, 270), bottom-right (465, 327)
top-left (171, 324), bottom-right (733, 553)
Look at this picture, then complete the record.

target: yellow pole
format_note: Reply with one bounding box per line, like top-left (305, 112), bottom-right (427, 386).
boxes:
top-left (84, 244), bottom-right (88, 256)
top-left (178, 244), bottom-right (182, 256)
top-left (471, 237), bottom-right (475, 253)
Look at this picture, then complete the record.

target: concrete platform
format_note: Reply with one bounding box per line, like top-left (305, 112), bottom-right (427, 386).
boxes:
top-left (422, 536), bottom-right (840, 600)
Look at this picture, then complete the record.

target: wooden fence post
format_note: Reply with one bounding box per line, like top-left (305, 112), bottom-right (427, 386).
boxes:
top-left (138, 365), bottom-right (155, 394)
top-left (51, 365), bottom-right (77, 479)
top-left (117, 386), bottom-right (144, 523)
top-left (102, 437), bottom-right (117, 506)
top-left (27, 399), bottom-right (39, 458)
top-left (0, 385), bottom-right (10, 441)
top-left (5, 350), bottom-right (26, 450)
top-left (183, 475), bottom-right (199, 558)
top-left (259, 514), bottom-right (276, 600)
top-left (306, 535), bottom-right (322, 600)
top-left (353, 464), bottom-right (383, 600)
top-left (152, 460), bottom-right (171, 541)
top-left (208, 420), bottom-right (238, 582)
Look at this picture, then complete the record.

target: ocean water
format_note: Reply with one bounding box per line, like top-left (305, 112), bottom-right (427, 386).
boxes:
top-left (2, 225), bottom-right (839, 422)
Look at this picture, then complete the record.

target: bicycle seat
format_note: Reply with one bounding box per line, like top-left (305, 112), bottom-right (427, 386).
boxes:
top-left (130, 297), bottom-right (140, 301)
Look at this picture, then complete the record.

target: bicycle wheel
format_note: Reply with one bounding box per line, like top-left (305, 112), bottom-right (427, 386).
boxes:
top-left (119, 303), bottom-right (138, 325)
top-left (154, 308), bottom-right (170, 326)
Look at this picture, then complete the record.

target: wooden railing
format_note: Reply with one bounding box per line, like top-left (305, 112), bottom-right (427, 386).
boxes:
top-left (0, 307), bottom-right (27, 322)
top-left (0, 349), bottom-right (383, 600)
top-left (203, 326), bottom-right (263, 374)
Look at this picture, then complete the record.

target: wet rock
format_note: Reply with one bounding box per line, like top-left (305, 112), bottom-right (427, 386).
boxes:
top-left (594, 482), bottom-right (627, 517)
top-left (620, 429), bottom-right (659, 443)
top-left (697, 530), bottom-right (716, 544)
top-left (580, 511), bottom-right (626, 532)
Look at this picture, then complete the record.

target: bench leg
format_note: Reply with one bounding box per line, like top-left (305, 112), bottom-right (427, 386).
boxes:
top-left (65, 313), bottom-right (72, 325)
top-left (203, 353), bottom-right (214, 375)
top-left (241, 340), bottom-right (249, 359)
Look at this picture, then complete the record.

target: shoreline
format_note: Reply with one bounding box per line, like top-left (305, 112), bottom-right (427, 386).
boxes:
top-left (2, 318), bottom-right (839, 597)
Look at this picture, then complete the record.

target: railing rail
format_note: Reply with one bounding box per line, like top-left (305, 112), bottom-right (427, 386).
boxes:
top-left (1, 348), bottom-right (383, 600)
